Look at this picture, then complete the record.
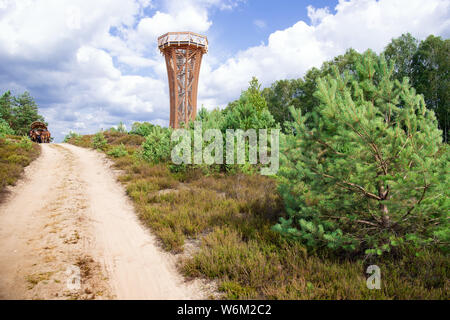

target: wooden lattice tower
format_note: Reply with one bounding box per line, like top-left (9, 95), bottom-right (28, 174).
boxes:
top-left (158, 32), bottom-right (208, 128)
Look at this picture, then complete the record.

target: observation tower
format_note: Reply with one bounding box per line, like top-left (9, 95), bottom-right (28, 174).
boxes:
top-left (158, 32), bottom-right (208, 128)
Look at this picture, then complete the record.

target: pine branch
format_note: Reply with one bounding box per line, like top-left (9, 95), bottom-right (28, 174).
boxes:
top-left (315, 138), bottom-right (346, 156)
top-left (341, 118), bottom-right (389, 175)
top-left (313, 170), bottom-right (382, 201)
top-left (325, 215), bottom-right (379, 227)
top-left (401, 183), bottom-right (429, 222)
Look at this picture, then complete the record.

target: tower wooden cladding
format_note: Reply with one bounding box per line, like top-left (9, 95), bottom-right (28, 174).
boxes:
top-left (158, 32), bottom-right (208, 128)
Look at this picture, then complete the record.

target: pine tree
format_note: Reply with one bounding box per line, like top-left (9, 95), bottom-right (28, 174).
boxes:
top-left (275, 51), bottom-right (449, 255)
top-left (222, 77), bottom-right (275, 132)
top-left (246, 77), bottom-right (268, 112)
top-left (11, 92), bottom-right (46, 136)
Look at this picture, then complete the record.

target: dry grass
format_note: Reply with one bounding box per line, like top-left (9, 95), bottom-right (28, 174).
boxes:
top-left (66, 134), bottom-right (93, 148)
top-left (0, 136), bottom-right (40, 199)
top-left (68, 132), bottom-right (450, 300)
top-left (26, 272), bottom-right (54, 289)
top-left (183, 227), bottom-right (449, 299)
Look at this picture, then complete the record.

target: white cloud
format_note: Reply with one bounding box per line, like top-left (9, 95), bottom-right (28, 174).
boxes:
top-left (76, 46), bottom-right (121, 79)
top-left (0, 0), bottom-right (148, 59)
top-left (136, 8), bottom-right (211, 40)
top-left (307, 5), bottom-right (330, 26)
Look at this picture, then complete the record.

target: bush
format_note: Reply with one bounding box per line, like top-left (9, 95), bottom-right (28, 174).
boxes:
top-left (113, 134), bottom-right (145, 146)
top-left (18, 136), bottom-right (32, 151)
top-left (130, 122), bottom-right (155, 137)
top-left (66, 134), bottom-right (92, 148)
top-left (63, 131), bottom-right (80, 142)
top-left (107, 144), bottom-right (128, 158)
top-left (0, 136), bottom-right (40, 193)
top-left (92, 132), bottom-right (107, 150)
top-left (275, 51), bottom-right (449, 256)
top-left (0, 119), bottom-right (14, 137)
top-left (140, 126), bottom-right (172, 164)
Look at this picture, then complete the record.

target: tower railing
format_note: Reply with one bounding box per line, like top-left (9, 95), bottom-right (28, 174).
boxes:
top-left (158, 32), bottom-right (208, 53)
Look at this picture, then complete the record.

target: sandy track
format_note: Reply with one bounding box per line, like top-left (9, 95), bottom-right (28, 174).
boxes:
top-left (0, 143), bottom-right (203, 300)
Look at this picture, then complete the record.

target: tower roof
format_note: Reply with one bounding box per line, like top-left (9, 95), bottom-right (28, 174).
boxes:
top-left (158, 32), bottom-right (208, 53)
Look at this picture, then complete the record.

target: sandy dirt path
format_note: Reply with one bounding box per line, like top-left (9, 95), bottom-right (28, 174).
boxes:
top-left (0, 143), bottom-right (204, 300)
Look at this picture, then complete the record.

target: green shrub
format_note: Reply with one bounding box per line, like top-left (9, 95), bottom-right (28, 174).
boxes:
top-left (140, 126), bottom-right (172, 164)
top-left (107, 144), bottom-right (128, 158)
top-left (0, 119), bottom-right (14, 137)
top-left (92, 132), bottom-right (107, 150)
top-left (63, 131), bottom-right (81, 142)
top-left (6, 153), bottom-right (29, 166)
top-left (275, 51), bottom-right (449, 256)
top-left (18, 136), bottom-right (32, 150)
top-left (130, 122), bottom-right (155, 137)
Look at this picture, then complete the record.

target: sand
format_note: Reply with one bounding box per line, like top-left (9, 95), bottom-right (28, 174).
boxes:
top-left (0, 143), bottom-right (203, 300)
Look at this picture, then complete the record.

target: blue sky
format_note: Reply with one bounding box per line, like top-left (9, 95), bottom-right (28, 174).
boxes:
top-left (208, 0), bottom-right (338, 56)
top-left (0, 0), bottom-right (448, 142)
top-left (205, 0), bottom-right (332, 82)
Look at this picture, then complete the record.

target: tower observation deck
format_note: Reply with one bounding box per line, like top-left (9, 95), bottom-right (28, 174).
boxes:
top-left (158, 32), bottom-right (208, 128)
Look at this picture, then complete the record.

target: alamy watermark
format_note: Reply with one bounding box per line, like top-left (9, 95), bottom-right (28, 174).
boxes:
top-left (366, 265), bottom-right (381, 290)
top-left (171, 122), bottom-right (280, 175)
top-left (66, 265), bottom-right (81, 291)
